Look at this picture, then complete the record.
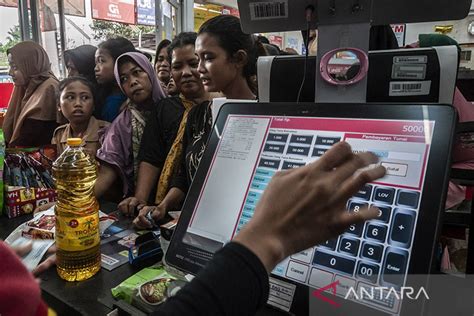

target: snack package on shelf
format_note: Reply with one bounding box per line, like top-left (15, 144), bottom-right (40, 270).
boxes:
top-left (3, 146), bottom-right (57, 218)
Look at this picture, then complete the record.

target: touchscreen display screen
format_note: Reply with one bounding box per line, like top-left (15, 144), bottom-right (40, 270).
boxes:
top-left (183, 115), bottom-right (434, 314)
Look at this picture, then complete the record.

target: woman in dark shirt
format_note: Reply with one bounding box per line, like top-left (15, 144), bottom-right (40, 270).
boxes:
top-left (119, 32), bottom-right (212, 220)
top-left (94, 52), bottom-right (166, 200)
top-left (94, 37), bottom-right (136, 122)
top-left (133, 16), bottom-right (266, 228)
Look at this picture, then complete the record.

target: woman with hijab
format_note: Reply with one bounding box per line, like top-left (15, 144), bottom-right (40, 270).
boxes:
top-left (118, 32), bottom-right (213, 219)
top-left (64, 44), bottom-right (97, 83)
top-left (4, 41), bottom-right (59, 147)
top-left (131, 17), bottom-right (267, 227)
top-left (94, 52), bottom-right (166, 200)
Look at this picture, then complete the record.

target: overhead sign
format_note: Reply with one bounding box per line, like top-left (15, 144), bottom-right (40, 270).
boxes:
top-left (91, 0), bottom-right (136, 24)
top-left (137, 0), bottom-right (155, 26)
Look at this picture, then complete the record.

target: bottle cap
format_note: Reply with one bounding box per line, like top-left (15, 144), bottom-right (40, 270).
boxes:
top-left (67, 138), bottom-right (82, 146)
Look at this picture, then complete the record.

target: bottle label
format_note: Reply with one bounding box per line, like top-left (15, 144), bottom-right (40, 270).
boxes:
top-left (55, 213), bottom-right (100, 251)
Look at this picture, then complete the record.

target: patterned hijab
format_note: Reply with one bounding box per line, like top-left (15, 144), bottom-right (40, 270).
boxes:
top-left (113, 52), bottom-right (166, 180)
top-left (113, 51), bottom-right (166, 107)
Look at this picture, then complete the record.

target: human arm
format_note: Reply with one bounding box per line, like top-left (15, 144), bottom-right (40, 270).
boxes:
top-left (133, 187), bottom-right (185, 229)
top-left (11, 242), bottom-right (56, 276)
top-left (118, 162), bottom-right (161, 216)
top-left (153, 242), bottom-right (268, 316)
top-left (151, 142), bottom-right (385, 315)
top-left (133, 107), bottom-right (192, 227)
top-left (95, 110), bottom-right (133, 198)
top-left (122, 100), bottom-right (180, 217)
top-left (94, 162), bottom-right (118, 199)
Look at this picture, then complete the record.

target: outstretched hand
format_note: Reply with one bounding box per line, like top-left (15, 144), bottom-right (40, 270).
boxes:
top-left (12, 243), bottom-right (57, 276)
top-left (234, 141), bottom-right (386, 272)
top-left (118, 197), bottom-right (146, 217)
top-left (133, 204), bottom-right (167, 229)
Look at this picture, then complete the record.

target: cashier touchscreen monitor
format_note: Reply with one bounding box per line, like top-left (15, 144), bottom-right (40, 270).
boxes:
top-left (166, 102), bottom-right (456, 315)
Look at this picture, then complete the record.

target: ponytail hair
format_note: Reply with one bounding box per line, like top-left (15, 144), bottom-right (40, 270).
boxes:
top-left (98, 36), bottom-right (136, 61)
top-left (198, 15), bottom-right (266, 95)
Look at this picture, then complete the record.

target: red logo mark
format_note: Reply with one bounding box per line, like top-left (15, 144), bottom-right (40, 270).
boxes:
top-left (312, 280), bottom-right (341, 308)
top-left (69, 219), bottom-right (79, 228)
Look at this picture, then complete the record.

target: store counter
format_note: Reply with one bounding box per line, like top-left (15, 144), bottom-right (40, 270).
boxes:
top-left (0, 202), bottom-right (286, 316)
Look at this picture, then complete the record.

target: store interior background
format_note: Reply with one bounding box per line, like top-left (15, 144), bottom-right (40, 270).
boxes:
top-left (2, 0), bottom-right (474, 80)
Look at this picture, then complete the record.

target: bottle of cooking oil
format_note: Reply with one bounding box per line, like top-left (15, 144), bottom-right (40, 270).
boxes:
top-left (53, 138), bottom-right (101, 281)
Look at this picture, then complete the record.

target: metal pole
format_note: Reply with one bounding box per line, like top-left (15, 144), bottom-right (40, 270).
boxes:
top-left (18, 0), bottom-right (30, 41)
top-left (182, 0), bottom-right (194, 32)
top-left (155, 0), bottom-right (163, 45)
top-left (57, 0), bottom-right (67, 78)
top-left (30, 0), bottom-right (42, 44)
top-left (176, 4), bottom-right (182, 35)
top-left (168, 0), bottom-right (181, 35)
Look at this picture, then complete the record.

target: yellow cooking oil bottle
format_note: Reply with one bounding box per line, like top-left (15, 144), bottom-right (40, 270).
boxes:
top-left (53, 138), bottom-right (101, 281)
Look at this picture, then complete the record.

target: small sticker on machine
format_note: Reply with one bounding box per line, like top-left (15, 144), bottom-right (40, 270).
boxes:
top-left (389, 81), bottom-right (431, 96)
top-left (392, 64), bottom-right (427, 80)
top-left (249, 0), bottom-right (288, 20)
top-left (393, 56), bottom-right (428, 64)
top-left (267, 277), bottom-right (296, 312)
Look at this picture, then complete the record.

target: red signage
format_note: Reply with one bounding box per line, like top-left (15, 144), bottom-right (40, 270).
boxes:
top-left (91, 0), bottom-right (136, 24)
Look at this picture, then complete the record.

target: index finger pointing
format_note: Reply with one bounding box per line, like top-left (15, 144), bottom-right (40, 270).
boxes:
top-left (330, 151), bottom-right (379, 185)
top-left (315, 141), bottom-right (353, 171)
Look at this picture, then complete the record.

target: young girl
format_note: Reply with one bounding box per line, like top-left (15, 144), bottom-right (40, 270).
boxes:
top-left (34, 76), bottom-right (109, 213)
top-left (196, 15), bottom-right (263, 99)
top-left (134, 17), bottom-right (266, 228)
top-left (52, 76), bottom-right (109, 157)
top-left (94, 52), bottom-right (166, 200)
top-left (94, 37), bottom-right (136, 122)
